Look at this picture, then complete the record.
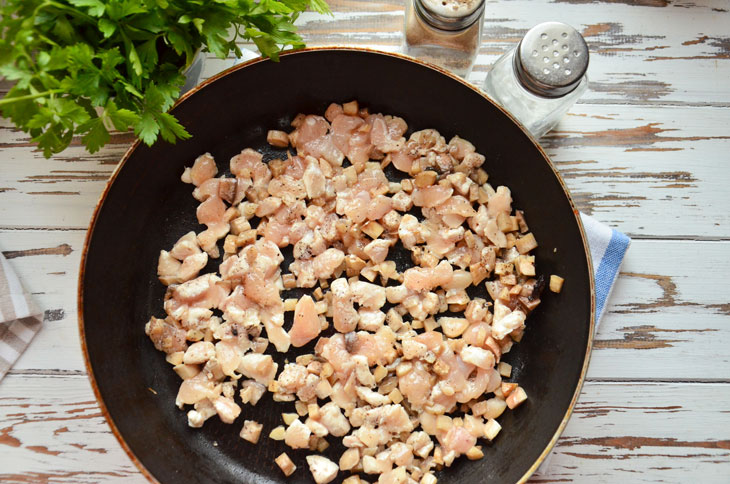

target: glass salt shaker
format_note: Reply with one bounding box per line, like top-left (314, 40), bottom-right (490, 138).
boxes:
top-left (403, 0), bottom-right (485, 78)
top-left (483, 22), bottom-right (589, 138)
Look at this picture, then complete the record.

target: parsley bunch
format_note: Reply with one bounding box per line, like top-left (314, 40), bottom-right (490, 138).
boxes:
top-left (0, 0), bottom-right (330, 157)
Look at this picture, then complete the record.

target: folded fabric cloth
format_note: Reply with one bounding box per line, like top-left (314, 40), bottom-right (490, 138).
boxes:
top-left (535, 212), bottom-right (630, 475)
top-left (0, 252), bottom-right (43, 381)
top-left (580, 212), bottom-right (632, 326)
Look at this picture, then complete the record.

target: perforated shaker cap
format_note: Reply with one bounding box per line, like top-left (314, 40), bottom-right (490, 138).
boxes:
top-left (514, 22), bottom-right (589, 98)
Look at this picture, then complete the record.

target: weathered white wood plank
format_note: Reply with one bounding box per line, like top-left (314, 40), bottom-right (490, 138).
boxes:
top-left (1, 375), bottom-right (727, 483)
top-left (537, 381), bottom-right (730, 483)
top-left (0, 374), bottom-right (146, 483)
top-left (543, 104), bottom-right (730, 238)
top-left (591, 239), bottom-right (730, 381)
top-left (2, 105), bottom-right (729, 238)
top-left (1, 231), bottom-right (728, 381)
top-left (289, 1), bottom-right (730, 107)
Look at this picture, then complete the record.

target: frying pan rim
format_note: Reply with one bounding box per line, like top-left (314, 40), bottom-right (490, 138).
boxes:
top-left (77, 46), bottom-right (595, 484)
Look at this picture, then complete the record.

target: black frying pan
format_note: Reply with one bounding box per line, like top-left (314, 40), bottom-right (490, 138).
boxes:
top-left (79, 48), bottom-right (594, 484)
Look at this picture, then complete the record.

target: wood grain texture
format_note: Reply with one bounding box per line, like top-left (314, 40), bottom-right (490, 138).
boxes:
top-left (1, 376), bottom-right (727, 483)
top-left (1, 105), bottom-right (728, 238)
top-left (1, 0), bottom-right (728, 482)
top-left (1, 231), bottom-right (727, 381)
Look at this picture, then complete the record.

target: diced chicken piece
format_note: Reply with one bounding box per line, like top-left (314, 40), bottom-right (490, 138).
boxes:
top-left (285, 419), bottom-right (312, 449)
top-left (378, 466), bottom-right (408, 484)
top-left (187, 399), bottom-right (216, 428)
top-left (278, 363), bottom-right (309, 393)
top-left (189, 153), bottom-right (218, 187)
top-left (506, 386), bottom-right (528, 409)
top-left (492, 300), bottom-right (527, 340)
top-left (440, 425), bottom-right (476, 455)
top-left (460, 345), bottom-right (496, 369)
top-left (240, 419), bottom-right (263, 443)
top-left (363, 238), bottom-right (392, 264)
top-left (290, 295), bottom-right (321, 347)
top-left (412, 186), bottom-right (453, 208)
top-left (275, 452), bottom-right (297, 477)
top-left (176, 374), bottom-right (218, 406)
top-left (158, 250), bottom-right (181, 283)
top-left (306, 455), bottom-right (339, 484)
top-left (398, 361), bottom-right (435, 408)
top-left (146, 316), bottom-right (187, 354)
top-left (313, 248), bottom-right (345, 279)
top-left (325, 103), bottom-right (344, 122)
top-left (238, 353), bottom-right (278, 385)
top-left (240, 380), bottom-right (266, 406)
top-left (183, 341), bottom-right (215, 364)
top-left (303, 159), bottom-right (326, 199)
top-left (331, 278), bottom-right (359, 333)
top-left (176, 252), bottom-right (208, 283)
top-left (319, 402), bottom-right (351, 437)
top-left (487, 186), bottom-right (512, 217)
top-left (403, 260), bottom-right (454, 292)
top-left (350, 281), bottom-right (386, 308)
top-left (267, 129), bottom-right (290, 148)
top-left (169, 232), bottom-right (201, 260)
top-left (358, 308), bottom-right (386, 332)
top-left (196, 195), bottom-right (227, 227)
top-left (357, 386), bottom-right (390, 406)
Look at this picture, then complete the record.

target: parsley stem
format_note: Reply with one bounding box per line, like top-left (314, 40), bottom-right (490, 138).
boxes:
top-left (0, 90), bottom-right (62, 105)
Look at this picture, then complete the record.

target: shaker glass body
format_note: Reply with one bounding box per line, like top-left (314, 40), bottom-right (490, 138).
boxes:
top-left (403, 0), bottom-right (484, 78)
top-left (483, 45), bottom-right (588, 138)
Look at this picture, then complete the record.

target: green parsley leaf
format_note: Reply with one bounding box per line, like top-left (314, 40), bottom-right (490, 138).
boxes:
top-left (0, 0), bottom-right (332, 157)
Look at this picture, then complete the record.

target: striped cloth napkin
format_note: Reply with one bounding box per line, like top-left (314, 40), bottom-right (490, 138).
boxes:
top-left (535, 212), bottom-right (630, 476)
top-left (0, 252), bottom-right (43, 381)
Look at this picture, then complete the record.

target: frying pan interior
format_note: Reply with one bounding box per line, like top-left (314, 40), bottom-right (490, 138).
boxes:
top-left (80, 49), bottom-right (593, 484)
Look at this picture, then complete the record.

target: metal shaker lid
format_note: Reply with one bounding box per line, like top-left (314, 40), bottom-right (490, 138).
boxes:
top-left (416, 0), bottom-right (485, 31)
top-left (514, 22), bottom-right (589, 98)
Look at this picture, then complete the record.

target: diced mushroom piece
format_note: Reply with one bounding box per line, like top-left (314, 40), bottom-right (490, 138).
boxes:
top-left (549, 274), bottom-right (564, 293)
top-left (240, 420), bottom-right (263, 444)
top-left (306, 455), bottom-right (339, 484)
top-left (275, 452), bottom-right (297, 477)
top-left (483, 418), bottom-right (502, 441)
top-left (267, 130), bottom-right (290, 148)
top-left (506, 386), bottom-right (528, 409)
top-left (284, 419), bottom-right (311, 449)
top-left (515, 232), bottom-right (538, 254)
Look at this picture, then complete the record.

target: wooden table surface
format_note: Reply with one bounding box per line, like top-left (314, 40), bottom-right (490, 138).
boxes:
top-left (1, 1), bottom-right (729, 482)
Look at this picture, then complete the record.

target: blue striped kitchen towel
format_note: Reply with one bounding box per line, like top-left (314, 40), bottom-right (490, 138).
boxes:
top-left (579, 212), bottom-right (632, 326)
top-left (534, 213), bottom-right (630, 476)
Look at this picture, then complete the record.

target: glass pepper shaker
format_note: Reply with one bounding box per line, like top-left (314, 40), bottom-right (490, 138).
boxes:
top-left (483, 22), bottom-right (589, 138)
top-left (403, 0), bottom-right (485, 78)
